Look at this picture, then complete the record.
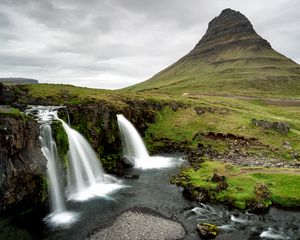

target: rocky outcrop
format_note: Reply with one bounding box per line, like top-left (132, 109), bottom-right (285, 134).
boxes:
top-left (191, 8), bottom-right (271, 60)
top-left (55, 100), bottom-right (172, 175)
top-left (252, 119), bottom-right (289, 135)
top-left (0, 83), bottom-right (16, 104)
top-left (0, 115), bottom-right (47, 213)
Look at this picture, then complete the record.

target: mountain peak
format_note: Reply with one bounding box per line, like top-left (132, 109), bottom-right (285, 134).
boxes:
top-left (191, 8), bottom-right (271, 58)
top-left (127, 9), bottom-right (300, 97)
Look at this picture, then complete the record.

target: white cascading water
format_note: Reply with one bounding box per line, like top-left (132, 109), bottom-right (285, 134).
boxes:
top-left (58, 118), bottom-right (122, 201)
top-left (117, 114), bottom-right (174, 169)
top-left (26, 107), bottom-right (77, 226)
top-left (40, 124), bottom-right (65, 213)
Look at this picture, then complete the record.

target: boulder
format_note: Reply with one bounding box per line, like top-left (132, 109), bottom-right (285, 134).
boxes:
top-left (197, 223), bottom-right (219, 239)
top-left (120, 156), bottom-right (135, 168)
top-left (252, 119), bottom-right (289, 135)
top-left (211, 173), bottom-right (226, 183)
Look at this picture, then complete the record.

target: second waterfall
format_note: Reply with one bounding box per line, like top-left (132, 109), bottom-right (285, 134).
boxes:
top-left (117, 114), bottom-right (175, 169)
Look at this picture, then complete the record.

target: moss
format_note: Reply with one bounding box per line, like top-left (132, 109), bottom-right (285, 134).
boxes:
top-left (51, 121), bottom-right (69, 167)
top-left (0, 108), bottom-right (28, 121)
top-left (173, 160), bottom-right (300, 210)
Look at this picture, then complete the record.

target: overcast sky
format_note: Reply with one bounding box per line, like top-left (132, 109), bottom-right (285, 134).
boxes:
top-left (0, 0), bottom-right (299, 89)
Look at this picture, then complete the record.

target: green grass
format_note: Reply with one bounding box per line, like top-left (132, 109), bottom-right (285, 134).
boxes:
top-left (0, 108), bottom-right (28, 120)
top-left (126, 43), bottom-right (300, 98)
top-left (185, 160), bottom-right (300, 209)
top-left (145, 96), bottom-right (300, 160)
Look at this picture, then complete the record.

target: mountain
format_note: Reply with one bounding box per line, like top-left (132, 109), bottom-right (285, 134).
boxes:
top-left (0, 78), bottom-right (39, 85)
top-left (127, 9), bottom-right (300, 98)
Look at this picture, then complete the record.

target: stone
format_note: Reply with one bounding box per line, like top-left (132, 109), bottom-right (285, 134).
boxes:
top-left (252, 119), bottom-right (289, 135)
top-left (0, 115), bottom-right (47, 213)
top-left (197, 223), bottom-right (219, 239)
top-left (211, 173), bottom-right (226, 183)
top-left (121, 156), bottom-right (135, 168)
top-left (88, 208), bottom-right (186, 240)
top-left (283, 141), bottom-right (292, 150)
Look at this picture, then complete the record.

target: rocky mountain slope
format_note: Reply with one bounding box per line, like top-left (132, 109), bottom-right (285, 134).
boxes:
top-left (127, 9), bottom-right (300, 97)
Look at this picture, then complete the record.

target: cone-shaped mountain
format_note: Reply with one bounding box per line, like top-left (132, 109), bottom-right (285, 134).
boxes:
top-left (128, 9), bottom-right (300, 97)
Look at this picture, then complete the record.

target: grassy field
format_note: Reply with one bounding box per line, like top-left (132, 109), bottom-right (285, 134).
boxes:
top-left (183, 160), bottom-right (300, 209)
top-left (145, 96), bottom-right (300, 160)
top-left (10, 83), bottom-right (300, 210)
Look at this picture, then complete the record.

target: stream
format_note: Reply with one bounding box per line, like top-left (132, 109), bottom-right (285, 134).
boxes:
top-left (37, 155), bottom-right (300, 240)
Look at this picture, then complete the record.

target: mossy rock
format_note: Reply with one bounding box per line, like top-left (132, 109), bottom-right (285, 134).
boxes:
top-left (197, 223), bottom-right (219, 239)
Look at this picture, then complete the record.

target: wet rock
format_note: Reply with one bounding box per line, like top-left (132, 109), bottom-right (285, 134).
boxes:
top-left (211, 173), bottom-right (226, 183)
top-left (0, 115), bottom-right (47, 213)
top-left (182, 185), bottom-right (208, 202)
top-left (120, 157), bottom-right (135, 168)
top-left (197, 223), bottom-right (219, 239)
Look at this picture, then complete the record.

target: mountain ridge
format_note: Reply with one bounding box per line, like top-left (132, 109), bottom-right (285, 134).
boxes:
top-left (127, 8), bottom-right (300, 98)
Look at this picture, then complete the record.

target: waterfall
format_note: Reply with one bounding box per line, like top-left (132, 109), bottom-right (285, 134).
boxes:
top-left (40, 124), bottom-right (65, 213)
top-left (57, 118), bottom-right (122, 201)
top-left (117, 114), bottom-right (174, 169)
top-left (26, 106), bottom-right (77, 226)
top-left (117, 114), bottom-right (149, 164)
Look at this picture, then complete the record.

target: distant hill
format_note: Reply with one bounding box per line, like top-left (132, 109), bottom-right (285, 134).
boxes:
top-left (0, 78), bottom-right (39, 85)
top-left (127, 9), bottom-right (300, 98)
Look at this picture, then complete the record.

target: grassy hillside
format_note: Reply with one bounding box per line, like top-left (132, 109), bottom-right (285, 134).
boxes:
top-left (126, 9), bottom-right (300, 98)
top-left (9, 83), bottom-right (300, 210)
top-left (127, 46), bottom-right (300, 98)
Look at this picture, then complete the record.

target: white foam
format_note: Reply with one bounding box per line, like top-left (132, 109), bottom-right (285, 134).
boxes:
top-left (44, 211), bottom-right (78, 227)
top-left (260, 227), bottom-right (291, 239)
top-left (67, 183), bottom-right (124, 202)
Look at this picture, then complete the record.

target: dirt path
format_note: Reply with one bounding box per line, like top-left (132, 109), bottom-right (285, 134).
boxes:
top-left (231, 168), bottom-right (300, 177)
top-left (182, 93), bottom-right (300, 106)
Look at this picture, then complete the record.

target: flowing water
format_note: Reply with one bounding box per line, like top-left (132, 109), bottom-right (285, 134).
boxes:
top-left (26, 106), bottom-right (77, 226)
top-left (117, 114), bottom-right (174, 169)
top-left (25, 106), bottom-right (123, 226)
top-left (32, 155), bottom-right (299, 239)
top-left (8, 107), bottom-right (300, 239)
top-left (58, 119), bottom-right (123, 201)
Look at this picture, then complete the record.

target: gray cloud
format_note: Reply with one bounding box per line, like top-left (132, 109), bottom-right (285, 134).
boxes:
top-left (0, 0), bottom-right (299, 89)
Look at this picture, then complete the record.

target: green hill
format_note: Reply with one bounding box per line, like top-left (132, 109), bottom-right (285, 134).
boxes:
top-left (127, 9), bottom-right (300, 98)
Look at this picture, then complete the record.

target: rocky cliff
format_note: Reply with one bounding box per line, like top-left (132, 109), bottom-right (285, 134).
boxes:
top-left (189, 8), bottom-right (272, 61)
top-left (0, 114), bottom-right (47, 214)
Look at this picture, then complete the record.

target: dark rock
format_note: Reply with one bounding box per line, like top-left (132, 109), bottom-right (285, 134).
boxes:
top-left (191, 8), bottom-right (271, 61)
top-left (0, 83), bottom-right (16, 104)
top-left (182, 185), bottom-right (208, 202)
top-left (250, 183), bottom-right (271, 213)
top-left (216, 181), bottom-right (228, 192)
top-left (252, 119), bottom-right (289, 135)
top-left (194, 107), bottom-right (206, 115)
top-left (0, 115), bottom-right (47, 214)
top-left (197, 223), bottom-right (219, 239)
top-left (120, 156), bottom-right (135, 168)
top-left (211, 173), bottom-right (226, 183)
